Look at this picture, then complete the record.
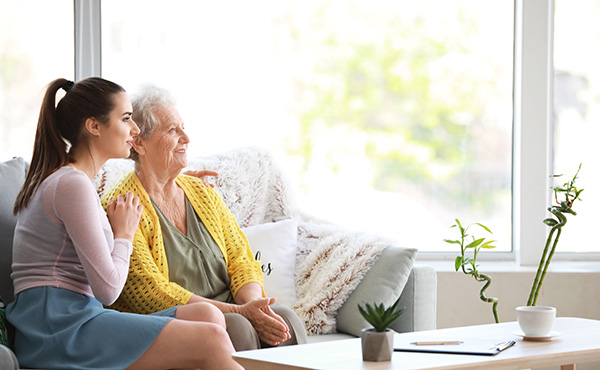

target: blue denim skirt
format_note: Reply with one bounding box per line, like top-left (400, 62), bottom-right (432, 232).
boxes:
top-left (6, 286), bottom-right (176, 370)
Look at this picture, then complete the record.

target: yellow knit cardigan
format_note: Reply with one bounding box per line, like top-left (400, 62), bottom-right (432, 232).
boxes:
top-left (101, 171), bottom-right (263, 314)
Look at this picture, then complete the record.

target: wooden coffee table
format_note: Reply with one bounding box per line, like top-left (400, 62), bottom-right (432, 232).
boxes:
top-left (233, 317), bottom-right (600, 369)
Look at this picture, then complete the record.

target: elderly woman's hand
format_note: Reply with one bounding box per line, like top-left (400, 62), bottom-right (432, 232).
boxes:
top-left (183, 169), bottom-right (219, 188)
top-left (238, 297), bottom-right (291, 346)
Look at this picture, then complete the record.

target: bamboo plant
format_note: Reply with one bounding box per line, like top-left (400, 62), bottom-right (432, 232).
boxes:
top-left (445, 219), bottom-right (499, 323)
top-left (527, 164), bottom-right (583, 306)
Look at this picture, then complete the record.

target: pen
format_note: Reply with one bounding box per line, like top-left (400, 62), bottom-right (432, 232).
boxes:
top-left (411, 340), bottom-right (463, 346)
top-left (495, 340), bottom-right (516, 351)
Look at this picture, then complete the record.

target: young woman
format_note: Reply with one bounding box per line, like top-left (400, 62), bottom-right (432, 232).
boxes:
top-left (7, 77), bottom-right (243, 370)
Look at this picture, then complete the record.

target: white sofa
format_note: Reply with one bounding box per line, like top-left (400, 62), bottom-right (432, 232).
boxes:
top-left (0, 148), bottom-right (436, 369)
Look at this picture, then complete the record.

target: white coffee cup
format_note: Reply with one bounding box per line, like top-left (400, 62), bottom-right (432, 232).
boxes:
top-left (516, 306), bottom-right (556, 337)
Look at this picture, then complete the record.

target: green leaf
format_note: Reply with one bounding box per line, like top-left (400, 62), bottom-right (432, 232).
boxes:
top-left (543, 218), bottom-right (559, 226)
top-left (465, 238), bottom-right (485, 249)
top-left (454, 256), bottom-right (463, 271)
top-left (480, 240), bottom-right (496, 249)
top-left (358, 305), bottom-right (368, 319)
top-left (475, 223), bottom-right (493, 234)
top-left (455, 219), bottom-right (465, 236)
top-left (366, 303), bottom-right (377, 318)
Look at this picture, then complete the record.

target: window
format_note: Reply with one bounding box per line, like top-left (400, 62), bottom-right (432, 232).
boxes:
top-left (4, 1), bottom-right (594, 261)
top-left (0, 0), bottom-right (74, 161)
top-left (553, 0), bottom-right (600, 254)
top-left (102, 0), bottom-right (514, 253)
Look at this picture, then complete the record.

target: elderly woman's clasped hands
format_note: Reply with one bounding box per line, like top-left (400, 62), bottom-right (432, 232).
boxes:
top-left (238, 297), bottom-right (291, 346)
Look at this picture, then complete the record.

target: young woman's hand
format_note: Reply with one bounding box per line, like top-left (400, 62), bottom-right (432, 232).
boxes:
top-left (106, 191), bottom-right (143, 241)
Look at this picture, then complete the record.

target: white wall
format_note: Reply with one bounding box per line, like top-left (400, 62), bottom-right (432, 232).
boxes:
top-left (435, 267), bottom-right (600, 370)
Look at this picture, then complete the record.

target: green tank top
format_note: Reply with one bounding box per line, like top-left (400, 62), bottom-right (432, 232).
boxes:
top-left (152, 196), bottom-right (233, 303)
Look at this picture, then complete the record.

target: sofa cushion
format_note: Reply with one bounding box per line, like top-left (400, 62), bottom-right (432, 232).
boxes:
top-left (0, 158), bottom-right (28, 303)
top-left (335, 245), bottom-right (417, 337)
top-left (242, 217), bottom-right (299, 307)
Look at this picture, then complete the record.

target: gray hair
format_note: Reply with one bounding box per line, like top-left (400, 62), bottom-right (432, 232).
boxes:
top-left (130, 84), bottom-right (177, 161)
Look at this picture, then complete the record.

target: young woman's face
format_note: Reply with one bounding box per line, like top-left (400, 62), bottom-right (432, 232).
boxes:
top-left (98, 92), bottom-right (140, 159)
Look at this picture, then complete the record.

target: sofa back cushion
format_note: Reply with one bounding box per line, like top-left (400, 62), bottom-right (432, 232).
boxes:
top-left (336, 245), bottom-right (416, 336)
top-left (0, 158), bottom-right (28, 303)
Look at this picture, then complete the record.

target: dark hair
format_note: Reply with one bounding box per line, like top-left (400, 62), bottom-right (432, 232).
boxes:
top-left (13, 77), bottom-right (126, 214)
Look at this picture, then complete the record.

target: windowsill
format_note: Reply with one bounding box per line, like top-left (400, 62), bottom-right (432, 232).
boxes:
top-left (419, 259), bottom-right (600, 274)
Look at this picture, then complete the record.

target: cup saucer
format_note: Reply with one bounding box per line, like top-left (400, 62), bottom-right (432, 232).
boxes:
top-left (512, 330), bottom-right (562, 341)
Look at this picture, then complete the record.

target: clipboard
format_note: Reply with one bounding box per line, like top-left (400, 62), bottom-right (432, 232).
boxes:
top-left (394, 339), bottom-right (516, 356)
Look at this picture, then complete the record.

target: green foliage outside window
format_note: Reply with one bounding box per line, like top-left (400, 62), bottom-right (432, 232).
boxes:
top-left (289, 7), bottom-right (510, 214)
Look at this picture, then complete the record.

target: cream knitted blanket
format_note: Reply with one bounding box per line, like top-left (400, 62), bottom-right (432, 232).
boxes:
top-left (95, 147), bottom-right (389, 334)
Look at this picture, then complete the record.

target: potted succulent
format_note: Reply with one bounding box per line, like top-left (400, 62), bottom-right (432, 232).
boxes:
top-left (358, 296), bottom-right (405, 361)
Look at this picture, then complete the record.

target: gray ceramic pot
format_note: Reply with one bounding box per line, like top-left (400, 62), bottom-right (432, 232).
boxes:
top-left (360, 328), bottom-right (395, 362)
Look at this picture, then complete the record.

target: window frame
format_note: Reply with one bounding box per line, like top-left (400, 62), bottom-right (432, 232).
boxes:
top-left (513, 0), bottom-right (554, 266)
top-left (74, 0), bottom-right (101, 80)
top-left (513, 0), bottom-right (599, 265)
top-left (73, 0), bottom-right (599, 265)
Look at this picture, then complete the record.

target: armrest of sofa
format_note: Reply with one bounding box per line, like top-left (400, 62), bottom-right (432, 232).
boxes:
top-left (0, 157), bottom-right (28, 304)
top-left (390, 264), bottom-right (437, 333)
top-left (0, 345), bottom-right (18, 370)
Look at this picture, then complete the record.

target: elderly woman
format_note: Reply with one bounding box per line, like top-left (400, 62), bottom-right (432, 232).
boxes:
top-left (101, 85), bottom-right (307, 351)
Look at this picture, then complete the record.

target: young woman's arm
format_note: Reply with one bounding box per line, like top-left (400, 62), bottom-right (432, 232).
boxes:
top-left (52, 170), bottom-right (139, 304)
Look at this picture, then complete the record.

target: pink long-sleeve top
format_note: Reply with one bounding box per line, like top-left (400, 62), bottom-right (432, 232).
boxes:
top-left (11, 166), bottom-right (133, 305)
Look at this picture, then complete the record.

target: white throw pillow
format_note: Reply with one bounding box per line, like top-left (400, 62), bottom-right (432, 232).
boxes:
top-left (242, 217), bottom-right (298, 307)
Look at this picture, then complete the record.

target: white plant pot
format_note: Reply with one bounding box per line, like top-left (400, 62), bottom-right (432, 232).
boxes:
top-left (516, 306), bottom-right (556, 337)
top-left (360, 328), bottom-right (394, 362)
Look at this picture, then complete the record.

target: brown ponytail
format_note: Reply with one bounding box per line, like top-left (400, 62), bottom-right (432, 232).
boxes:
top-left (13, 77), bottom-right (125, 214)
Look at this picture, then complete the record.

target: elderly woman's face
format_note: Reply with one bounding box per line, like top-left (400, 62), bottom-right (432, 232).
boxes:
top-left (140, 105), bottom-right (189, 172)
